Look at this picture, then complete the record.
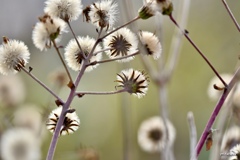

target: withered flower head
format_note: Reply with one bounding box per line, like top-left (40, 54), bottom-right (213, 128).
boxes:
top-left (138, 116), bottom-right (176, 153)
top-left (104, 27), bottom-right (138, 62)
top-left (46, 107), bottom-right (80, 136)
top-left (116, 69), bottom-right (149, 98)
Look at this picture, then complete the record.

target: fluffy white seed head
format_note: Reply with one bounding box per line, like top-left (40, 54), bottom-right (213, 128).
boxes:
top-left (138, 116), bottom-right (176, 153)
top-left (13, 104), bottom-right (44, 137)
top-left (229, 144), bottom-right (240, 160)
top-left (116, 68), bottom-right (149, 98)
top-left (88, 0), bottom-right (118, 30)
top-left (104, 27), bottom-right (138, 62)
top-left (32, 14), bottom-right (67, 51)
top-left (0, 128), bottom-right (41, 160)
top-left (0, 38), bottom-right (30, 75)
top-left (221, 126), bottom-right (240, 152)
top-left (143, 0), bottom-right (173, 15)
top-left (46, 107), bottom-right (80, 136)
top-left (44, 0), bottom-right (83, 21)
top-left (0, 74), bottom-right (25, 108)
top-left (64, 36), bottom-right (102, 72)
top-left (139, 31), bottom-right (162, 60)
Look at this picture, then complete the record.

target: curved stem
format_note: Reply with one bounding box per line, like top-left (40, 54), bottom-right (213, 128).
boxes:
top-left (52, 40), bottom-right (74, 86)
top-left (169, 14), bottom-right (227, 87)
top-left (21, 67), bottom-right (64, 105)
top-left (222, 0), bottom-right (240, 32)
top-left (195, 66), bottom-right (240, 157)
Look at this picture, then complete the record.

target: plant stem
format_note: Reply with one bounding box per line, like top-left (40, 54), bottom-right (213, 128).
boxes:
top-left (195, 66), bottom-right (240, 157)
top-left (46, 61), bottom-right (88, 160)
top-left (21, 67), bottom-right (64, 104)
top-left (100, 16), bottom-right (140, 40)
top-left (66, 21), bottom-right (85, 59)
top-left (222, 0), bottom-right (240, 32)
top-left (169, 14), bottom-right (227, 87)
top-left (91, 52), bottom-right (139, 65)
top-left (75, 89), bottom-right (126, 96)
top-left (52, 40), bottom-right (74, 86)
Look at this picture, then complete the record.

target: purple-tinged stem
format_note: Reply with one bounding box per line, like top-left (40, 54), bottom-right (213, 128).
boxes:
top-left (46, 61), bottom-right (88, 160)
top-left (195, 66), bottom-right (240, 157)
top-left (21, 67), bottom-right (64, 105)
top-left (169, 14), bottom-right (227, 87)
top-left (222, 0), bottom-right (240, 32)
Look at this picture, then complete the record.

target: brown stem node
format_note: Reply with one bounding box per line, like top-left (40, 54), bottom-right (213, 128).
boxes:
top-left (55, 100), bottom-right (63, 106)
top-left (29, 66), bottom-right (33, 73)
top-left (77, 93), bottom-right (85, 98)
top-left (66, 108), bottom-right (76, 114)
top-left (213, 84), bottom-right (225, 91)
top-left (67, 81), bottom-right (75, 89)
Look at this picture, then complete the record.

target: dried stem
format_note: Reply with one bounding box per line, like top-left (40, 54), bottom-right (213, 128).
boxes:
top-left (21, 67), bottom-right (64, 105)
top-left (187, 112), bottom-right (197, 160)
top-left (75, 89), bottom-right (126, 96)
top-left (66, 21), bottom-right (85, 59)
top-left (52, 40), bottom-right (74, 86)
top-left (100, 16), bottom-right (140, 40)
top-left (46, 60), bottom-right (88, 160)
top-left (222, 0), bottom-right (240, 32)
top-left (91, 52), bottom-right (139, 65)
top-left (169, 14), bottom-right (227, 88)
top-left (195, 66), bottom-right (240, 157)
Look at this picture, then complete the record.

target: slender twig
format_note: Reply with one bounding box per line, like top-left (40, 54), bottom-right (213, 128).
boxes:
top-left (222, 0), bottom-right (240, 32)
top-left (93, 47), bottom-right (111, 56)
top-left (52, 40), bottom-right (74, 86)
top-left (195, 66), bottom-right (240, 157)
top-left (166, 0), bottom-right (191, 78)
top-left (100, 16), bottom-right (140, 40)
top-left (66, 21), bottom-right (85, 59)
top-left (75, 89), bottom-right (126, 96)
top-left (169, 14), bottom-right (227, 88)
top-left (21, 67), bottom-right (64, 105)
top-left (187, 112), bottom-right (197, 160)
top-left (46, 61), bottom-right (88, 160)
top-left (90, 52), bottom-right (139, 65)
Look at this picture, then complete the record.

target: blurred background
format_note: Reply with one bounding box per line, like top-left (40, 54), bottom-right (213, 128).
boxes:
top-left (0, 0), bottom-right (240, 160)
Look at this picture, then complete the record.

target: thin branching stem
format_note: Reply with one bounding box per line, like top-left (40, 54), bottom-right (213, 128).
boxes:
top-left (195, 66), bottom-right (240, 157)
top-left (222, 0), bottom-right (240, 32)
top-left (66, 21), bottom-right (85, 59)
top-left (169, 14), bottom-right (227, 88)
top-left (93, 48), bottom-right (111, 56)
top-left (21, 67), bottom-right (64, 105)
top-left (46, 60), bottom-right (88, 160)
top-left (75, 89), bottom-right (126, 96)
top-left (52, 40), bottom-right (74, 86)
top-left (90, 52), bottom-right (139, 65)
top-left (100, 16), bottom-right (140, 40)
